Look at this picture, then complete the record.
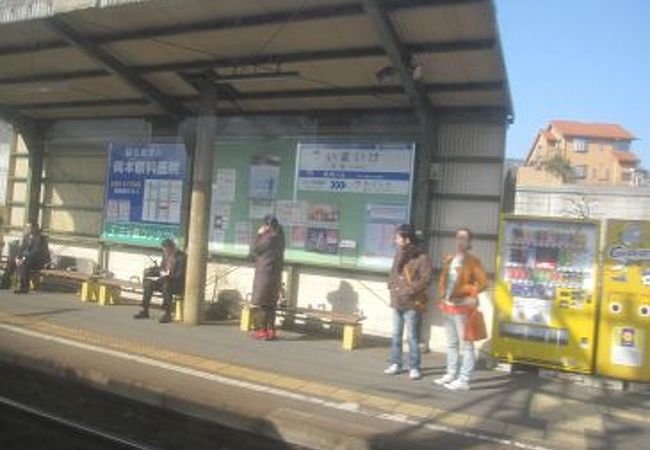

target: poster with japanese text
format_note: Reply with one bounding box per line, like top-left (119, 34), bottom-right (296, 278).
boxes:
top-left (102, 142), bottom-right (187, 247)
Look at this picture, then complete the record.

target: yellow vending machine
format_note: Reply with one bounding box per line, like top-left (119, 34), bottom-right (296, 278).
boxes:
top-left (493, 215), bottom-right (600, 373)
top-left (597, 220), bottom-right (650, 381)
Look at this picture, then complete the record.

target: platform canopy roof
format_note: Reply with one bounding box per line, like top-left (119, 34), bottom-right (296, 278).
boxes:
top-left (0, 0), bottom-right (512, 129)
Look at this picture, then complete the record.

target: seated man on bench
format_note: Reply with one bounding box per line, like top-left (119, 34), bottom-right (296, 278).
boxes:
top-left (134, 238), bottom-right (186, 323)
top-left (1, 221), bottom-right (50, 294)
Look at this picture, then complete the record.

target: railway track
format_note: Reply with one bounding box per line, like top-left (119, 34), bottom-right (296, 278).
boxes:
top-left (0, 395), bottom-right (158, 450)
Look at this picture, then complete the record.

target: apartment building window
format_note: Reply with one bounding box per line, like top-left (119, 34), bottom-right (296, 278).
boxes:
top-left (592, 168), bottom-right (598, 179)
top-left (574, 165), bottom-right (587, 179)
top-left (574, 138), bottom-right (588, 152)
top-left (614, 141), bottom-right (630, 151)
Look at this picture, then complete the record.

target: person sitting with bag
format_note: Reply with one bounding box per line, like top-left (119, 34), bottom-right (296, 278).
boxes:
top-left (434, 227), bottom-right (488, 391)
top-left (1, 221), bottom-right (50, 294)
top-left (134, 238), bottom-right (186, 323)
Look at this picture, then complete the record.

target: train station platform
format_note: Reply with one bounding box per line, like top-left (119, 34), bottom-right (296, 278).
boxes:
top-left (1, 291), bottom-right (649, 450)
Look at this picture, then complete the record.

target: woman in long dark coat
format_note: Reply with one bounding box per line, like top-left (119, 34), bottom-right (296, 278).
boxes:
top-left (251, 215), bottom-right (285, 340)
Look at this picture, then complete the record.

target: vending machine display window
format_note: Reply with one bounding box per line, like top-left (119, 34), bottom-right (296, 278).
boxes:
top-left (494, 216), bottom-right (600, 373)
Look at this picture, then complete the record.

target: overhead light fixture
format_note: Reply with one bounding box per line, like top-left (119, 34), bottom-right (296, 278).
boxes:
top-left (375, 65), bottom-right (397, 83)
top-left (375, 61), bottom-right (423, 83)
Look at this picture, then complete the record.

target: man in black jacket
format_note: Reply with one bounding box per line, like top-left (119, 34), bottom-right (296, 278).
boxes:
top-left (134, 238), bottom-right (186, 323)
top-left (1, 221), bottom-right (50, 294)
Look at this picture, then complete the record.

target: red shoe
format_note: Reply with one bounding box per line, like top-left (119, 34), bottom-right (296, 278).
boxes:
top-left (252, 329), bottom-right (267, 340)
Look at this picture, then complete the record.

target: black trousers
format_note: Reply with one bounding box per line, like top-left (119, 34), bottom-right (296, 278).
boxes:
top-left (141, 277), bottom-right (182, 315)
top-left (1, 258), bottom-right (42, 291)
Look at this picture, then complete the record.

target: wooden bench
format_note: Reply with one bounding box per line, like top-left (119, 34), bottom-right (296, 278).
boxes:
top-left (240, 304), bottom-right (365, 350)
top-left (39, 269), bottom-right (97, 294)
top-left (91, 277), bottom-right (184, 322)
top-left (36, 255), bottom-right (99, 294)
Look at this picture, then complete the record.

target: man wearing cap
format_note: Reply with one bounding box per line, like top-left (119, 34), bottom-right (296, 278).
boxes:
top-left (134, 238), bottom-right (186, 323)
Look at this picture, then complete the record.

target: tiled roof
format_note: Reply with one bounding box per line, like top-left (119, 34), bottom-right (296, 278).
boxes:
top-left (551, 120), bottom-right (635, 140)
top-left (613, 151), bottom-right (639, 164)
top-left (542, 130), bottom-right (558, 142)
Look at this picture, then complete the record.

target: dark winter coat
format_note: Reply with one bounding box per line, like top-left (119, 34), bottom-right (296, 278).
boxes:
top-left (162, 249), bottom-right (186, 289)
top-left (251, 228), bottom-right (285, 307)
top-left (388, 245), bottom-right (433, 311)
top-left (19, 232), bottom-right (50, 268)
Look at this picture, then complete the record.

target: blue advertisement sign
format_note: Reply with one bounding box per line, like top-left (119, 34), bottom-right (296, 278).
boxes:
top-left (101, 142), bottom-right (187, 247)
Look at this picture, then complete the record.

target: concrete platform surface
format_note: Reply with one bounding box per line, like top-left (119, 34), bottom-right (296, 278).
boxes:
top-left (1, 291), bottom-right (649, 450)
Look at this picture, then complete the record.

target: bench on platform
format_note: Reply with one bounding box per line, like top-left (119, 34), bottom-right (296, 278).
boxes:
top-left (2, 249), bottom-right (97, 293)
top-left (240, 304), bottom-right (365, 350)
top-left (89, 277), bottom-right (183, 321)
top-left (39, 269), bottom-right (96, 293)
top-left (36, 255), bottom-right (99, 293)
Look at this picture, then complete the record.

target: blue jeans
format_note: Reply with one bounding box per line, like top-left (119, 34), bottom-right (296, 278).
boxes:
top-left (442, 312), bottom-right (475, 381)
top-left (390, 309), bottom-right (421, 370)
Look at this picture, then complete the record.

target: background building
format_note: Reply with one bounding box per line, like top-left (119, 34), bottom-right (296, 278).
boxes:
top-left (517, 120), bottom-right (641, 187)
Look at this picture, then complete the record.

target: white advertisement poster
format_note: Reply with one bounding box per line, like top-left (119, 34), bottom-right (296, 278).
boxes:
top-left (367, 203), bottom-right (409, 222)
top-left (214, 168), bottom-right (236, 202)
top-left (249, 155), bottom-right (280, 200)
top-left (142, 179), bottom-right (183, 223)
top-left (209, 202), bottom-right (230, 246)
top-left (296, 142), bottom-right (414, 195)
top-left (106, 199), bottom-right (131, 222)
top-left (235, 222), bottom-right (252, 248)
top-left (276, 200), bottom-right (308, 225)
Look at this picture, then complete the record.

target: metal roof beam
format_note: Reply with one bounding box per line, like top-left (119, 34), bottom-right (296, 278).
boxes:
top-left (0, 38), bottom-right (495, 86)
top-left (361, 0), bottom-right (430, 119)
top-left (0, 69), bottom-right (107, 86)
top-left (12, 81), bottom-right (505, 110)
top-left (0, 102), bottom-right (42, 135)
top-left (16, 98), bottom-right (150, 110)
top-left (46, 16), bottom-right (189, 118)
top-left (137, 38), bottom-right (495, 73)
top-left (16, 104), bottom-right (507, 122)
top-left (236, 81), bottom-right (503, 100)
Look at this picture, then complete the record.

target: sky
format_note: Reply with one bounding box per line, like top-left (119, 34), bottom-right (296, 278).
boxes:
top-left (494, 0), bottom-right (650, 165)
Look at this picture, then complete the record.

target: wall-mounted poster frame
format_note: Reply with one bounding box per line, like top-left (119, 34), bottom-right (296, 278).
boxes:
top-left (291, 141), bottom-right (415, 270)
top-left (101, 141), bottom-right (187, 247)
top-left (207, 138), bottom-right (415, 272)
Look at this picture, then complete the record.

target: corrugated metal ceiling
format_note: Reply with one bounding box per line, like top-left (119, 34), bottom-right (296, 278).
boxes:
top-left (104, 15), bottom-right (379, 66)
top-left (0, 0), bottom-right (512, 122)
